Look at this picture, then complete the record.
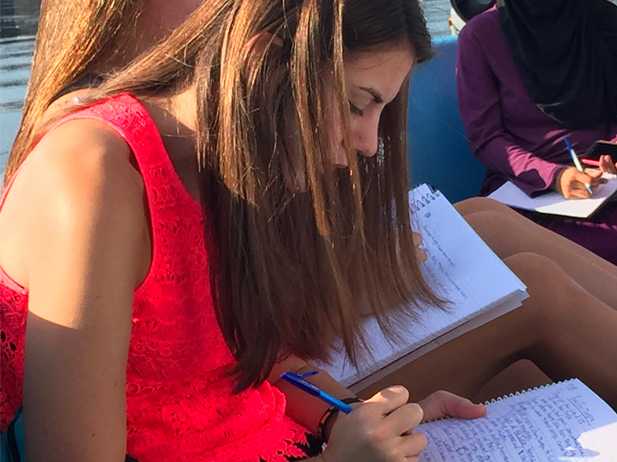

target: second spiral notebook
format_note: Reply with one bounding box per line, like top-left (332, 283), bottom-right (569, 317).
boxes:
top-left (319, 184), bottom-right (529, 391)
top-left (418, 378), bottom-right (617, 461)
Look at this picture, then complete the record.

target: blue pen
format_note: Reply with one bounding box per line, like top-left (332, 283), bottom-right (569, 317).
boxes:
top-left (281, 371), bottom-right (354, 414)
top-left (564, 136), bottom-right (593, 195)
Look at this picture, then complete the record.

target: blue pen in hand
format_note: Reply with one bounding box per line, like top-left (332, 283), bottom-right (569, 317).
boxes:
top-left (564, 136), bottom-right (593, 196)
top-left (281, 371), bottom-right (354, 414)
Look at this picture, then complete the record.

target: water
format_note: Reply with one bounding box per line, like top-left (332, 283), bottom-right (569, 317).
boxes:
top-left (0, 35), bottom-right (34, 170)
top-left (0, 0), bottom-right (453, 172)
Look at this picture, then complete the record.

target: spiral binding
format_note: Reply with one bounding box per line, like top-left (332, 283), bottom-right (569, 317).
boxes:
top-left (409, 188), bottom-right (440, 214)
top-left (420, 378), bottom-right (576, 424)
top-left (484, 377), bottom-right (574, 405)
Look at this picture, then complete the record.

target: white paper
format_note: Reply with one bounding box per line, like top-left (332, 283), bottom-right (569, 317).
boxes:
top-left (488, 180), bottom-right (617, 219)
top-left (318, 186), bottom-right (528, 389)
top-left (419, 379), bottom-right (617, 462)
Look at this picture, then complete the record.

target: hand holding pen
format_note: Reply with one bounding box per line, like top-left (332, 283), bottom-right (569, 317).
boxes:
top-left (281, 371), bottom-right (427, 462)
top-left (557, 137), bottom-right (607, 199)
top-left (565, 137), bottom-right (593, 195)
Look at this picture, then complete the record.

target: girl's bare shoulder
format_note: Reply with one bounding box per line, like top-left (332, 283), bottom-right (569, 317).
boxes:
top-left (10, 116), bottom-right (144, 222)
top-left (0, 117), bottom-right (148, 288)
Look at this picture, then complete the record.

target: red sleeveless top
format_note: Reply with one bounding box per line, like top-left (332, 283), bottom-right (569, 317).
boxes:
top-left (0, 94), bottom-right (312, 461)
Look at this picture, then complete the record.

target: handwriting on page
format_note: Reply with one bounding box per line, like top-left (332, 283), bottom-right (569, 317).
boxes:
top-left (420, 224), bottom-right (468, 301)
top-left (418, 380), bottom-right (615, 462)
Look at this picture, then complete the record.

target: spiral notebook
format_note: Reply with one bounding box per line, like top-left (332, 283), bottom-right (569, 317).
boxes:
top-left (318, 185), bottom-right (528, 391)
top-left (418, 378), bottom-right (617, 461)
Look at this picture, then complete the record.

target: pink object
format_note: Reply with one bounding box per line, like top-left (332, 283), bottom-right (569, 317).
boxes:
top-left (581, 158), bottom-right (602, 167)
top-left (0, 94), bottom-right (311, 461)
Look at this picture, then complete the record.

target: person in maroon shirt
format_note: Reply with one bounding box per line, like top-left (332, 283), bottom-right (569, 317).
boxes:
top-left (456, 0), bottom-right (617, 265)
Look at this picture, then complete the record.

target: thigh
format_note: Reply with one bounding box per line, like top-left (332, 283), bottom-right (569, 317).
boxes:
top-left (454, 197), bottom-right (513, 216)
top-left (472, 359), bottom-right (550, 402)
top-left (529, 205), bottom-right (617, 266)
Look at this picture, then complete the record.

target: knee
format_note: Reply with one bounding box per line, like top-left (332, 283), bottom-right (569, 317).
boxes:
top-left (504, 252), bottom-right (585, 318)
top-left (465, 209), bottom-right (521, 233)
top-left (454, 197), bottom-right (510, 216)
top-left (504, 252), bottom-right (563, 283)
top-left (464, 210), bottom-right (523, 256)
top-left (465, 209), bottom-right (507, 228)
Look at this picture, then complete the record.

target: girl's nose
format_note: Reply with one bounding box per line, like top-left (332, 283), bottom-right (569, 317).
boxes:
top-left (353, 116), bottom-right (379, 158)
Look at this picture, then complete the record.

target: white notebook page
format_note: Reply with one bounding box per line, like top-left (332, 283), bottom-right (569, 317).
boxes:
top-left (319, 186), bottom-right (527, 389)
top-left (419, 379), bottom-right (617, 462)
top-left (488, 179), bottom-right (617, 219)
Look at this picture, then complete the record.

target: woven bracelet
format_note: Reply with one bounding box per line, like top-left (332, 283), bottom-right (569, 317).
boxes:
top-left (317, 397), bottom-right (364, 442)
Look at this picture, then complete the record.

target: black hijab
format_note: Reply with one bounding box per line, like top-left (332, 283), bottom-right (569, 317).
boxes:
top-left (452, 0), bottom-right (496, 22)
top-left (498, 0), bottom-right (617, 129)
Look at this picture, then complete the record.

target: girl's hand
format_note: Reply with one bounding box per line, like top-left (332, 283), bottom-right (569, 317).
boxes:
top-left (417, 390), bottom-right (486, 422)
top-left (322, 386), bottom-right (427, 462)
top-left (412, 232), bottom-right (427, 265)
top-left (554, 167), bottom-right (606, 198)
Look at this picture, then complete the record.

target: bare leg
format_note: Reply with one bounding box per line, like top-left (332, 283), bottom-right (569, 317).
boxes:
top-left (358, 252), bottom-right (617, 408)
top-left (455, 197), bottom-right (617, 396)
top-left (473, 360), bottom-right (550, 402)
top-left (456, 198), bottom-right (617, 309)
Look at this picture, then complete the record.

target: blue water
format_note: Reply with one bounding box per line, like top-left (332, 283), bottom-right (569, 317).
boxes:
top-left (0, 0), bottom-right (453, 172)
top-left (0, 35), bottom-right (34, 170)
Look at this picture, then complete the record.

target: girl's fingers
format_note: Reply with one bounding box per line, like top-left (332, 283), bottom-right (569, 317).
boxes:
top-left (598, 155), bottom-right (617, 174)
top-left (399, 431), bottom-right (428, 458)
top-left (364, 386), bottom-right (410, 415)
top-left (384, 402), bottom-right (423, 436)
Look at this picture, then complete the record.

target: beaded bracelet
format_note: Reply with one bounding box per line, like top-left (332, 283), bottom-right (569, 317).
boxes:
top-left (317, 397), bottom-right (364, 442)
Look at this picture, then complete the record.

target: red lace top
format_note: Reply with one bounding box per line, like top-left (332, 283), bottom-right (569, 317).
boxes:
top-left (0, 94), bottom-right (312, 461)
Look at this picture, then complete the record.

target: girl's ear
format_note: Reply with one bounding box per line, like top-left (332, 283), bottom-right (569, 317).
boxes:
top-left (244, 31), bottom-right (288, 101)
top-left (242, 31), bottom-right (286, 81)
top-left (245, 31), bottom-right (284, 55)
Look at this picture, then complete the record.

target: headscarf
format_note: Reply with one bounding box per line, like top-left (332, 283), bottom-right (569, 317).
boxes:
top-left (451, 0), bottom-right (496, 22)
top-left (498, 0), bottom-right (617, 129)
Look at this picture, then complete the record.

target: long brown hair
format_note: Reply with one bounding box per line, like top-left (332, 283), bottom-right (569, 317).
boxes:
top-left (44, 0), bottom-right (438, 391)
top-left (3, 0), bottom-right (141, 185)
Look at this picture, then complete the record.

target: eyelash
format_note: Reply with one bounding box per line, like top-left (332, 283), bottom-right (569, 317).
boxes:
top-left (349, 101), bottom-right (364, 116)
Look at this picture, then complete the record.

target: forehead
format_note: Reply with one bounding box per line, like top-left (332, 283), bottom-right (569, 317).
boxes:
top-left (344, 44), bottom-right (416, 102)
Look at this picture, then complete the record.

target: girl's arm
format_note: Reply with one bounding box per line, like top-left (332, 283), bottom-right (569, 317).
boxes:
top-left (269, 355), bottom-right (485, 441)
top-left (269, 357), bottom-right (354, 438)
top-left (14, 120), bottom-right (149, 462)
top-left (456, 20), bottom-right (564, 196)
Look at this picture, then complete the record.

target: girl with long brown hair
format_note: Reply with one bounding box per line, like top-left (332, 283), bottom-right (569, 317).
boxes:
top-left (7, 0), bottom-right (616, 324)
top-left (0, 1), bottom-right (487, 460)
top-left (7, 0), bottom-right (617, 344)
top-left (1, 0), bottom-right (617, 461)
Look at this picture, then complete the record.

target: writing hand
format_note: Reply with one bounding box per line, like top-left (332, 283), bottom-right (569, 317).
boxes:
top-left (554, 167), bottom-right (606, 199)
top-left (322, 386), bottom-right (427, 462)
top-left (417, 390), bottom-right (486, 422)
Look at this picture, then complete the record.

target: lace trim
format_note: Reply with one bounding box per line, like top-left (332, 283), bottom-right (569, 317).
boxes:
top-left (1, 285), bottom-right (27, 430)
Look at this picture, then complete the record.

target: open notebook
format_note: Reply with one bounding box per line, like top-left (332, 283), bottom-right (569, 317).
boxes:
top-left (488, 177), bottom-right (617, 219)
top-left (318, 185), bottom-right (528, 391)
top-left (418, 378), bottom-right (617, 462)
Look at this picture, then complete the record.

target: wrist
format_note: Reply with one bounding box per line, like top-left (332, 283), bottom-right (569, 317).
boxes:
top-left (319, 397), bottom-right (363, 443)
top-left (552, 167), bottom-right (567, 194)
